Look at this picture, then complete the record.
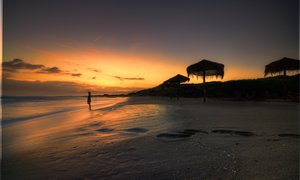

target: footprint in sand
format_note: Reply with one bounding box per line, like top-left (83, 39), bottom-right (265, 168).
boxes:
top-left (157, 133), bottom-right (192, 141)
top-left (89, 122), bottom-right (102, 127)
top-left (157, 129), bottom-right (208, 141)
top-left (96, 128), bottom-right (114, 133)
top-left (76, 132), bottom-right (94, 136)
top-left (63, 132), bottom-right (94, 140)
top-left (125, 128), bottom-right (149, 133)
top-left (179, 129), bottom-right (208, 135)
top-left (77, 127), bottom-right (86, 131)
top-left (212, 129), bottom-right (255, 136)
top-left (266, 138), bottom-right (280, 142)
top-left (278, 134), bottom-right (299, 138)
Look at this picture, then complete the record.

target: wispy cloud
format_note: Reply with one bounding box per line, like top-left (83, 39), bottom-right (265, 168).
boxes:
top-left (3, 59), bottom-right (82, 78)
top-left (87, 68), bottom-right (101, 73)
top-left (3, 59), bottom-right (45, 72)
top-left (113, 76), bottom-right (145, 81)
top-left (38, 67), bottom-right (82, 77)
top-left (93, 35), bottom-right (103, 42)
top-left (71, 73), bottom-right (82, 77)
top-left (38, 67), bottom-right (62, 73)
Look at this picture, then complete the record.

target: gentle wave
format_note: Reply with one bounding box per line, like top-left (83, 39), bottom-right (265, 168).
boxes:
top-left (2, 96), bottom-right (84, 104)
top-left (2, 107), bottom-right (80, 126)
top-left (2, 96), bottom-right (128, 126)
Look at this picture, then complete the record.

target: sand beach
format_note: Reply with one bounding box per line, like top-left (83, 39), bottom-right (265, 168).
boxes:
top-left (3, 0), bottom-right (299, 179)
top-left (2, 97), bottom-right (299, 179)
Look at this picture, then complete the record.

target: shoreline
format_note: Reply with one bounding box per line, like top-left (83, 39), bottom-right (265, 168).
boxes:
top-left (2, 94), bottom-right (299, 103)
top-left (2, 96), bottom-right (299, 179)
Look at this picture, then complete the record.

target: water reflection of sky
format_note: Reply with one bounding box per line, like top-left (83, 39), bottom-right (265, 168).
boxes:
top-left (3, 99), bottom-right (177, 156)
top-left (2, 97), bottom-right (127, 122)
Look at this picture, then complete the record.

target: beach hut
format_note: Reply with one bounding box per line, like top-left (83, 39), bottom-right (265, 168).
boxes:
top-left (264, 57), bottom-right (300, 100)
top-left (163, 74), bottom-right (190, 99)
top-left (187, 59), bottom-right (224, 102)
top-left (264, 57), bottom-right (300, 76)
top-left (163, 74), bottom-right (190, 85)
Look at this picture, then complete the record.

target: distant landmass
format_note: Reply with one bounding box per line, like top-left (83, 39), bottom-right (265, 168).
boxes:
top-left (129, 74), bottom-right (299, 101)
top-left (88, 94), bottom-right (128, 98)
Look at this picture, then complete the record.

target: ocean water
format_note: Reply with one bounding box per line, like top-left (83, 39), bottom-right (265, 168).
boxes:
top-left (1, 96), bottom-right (127, 126)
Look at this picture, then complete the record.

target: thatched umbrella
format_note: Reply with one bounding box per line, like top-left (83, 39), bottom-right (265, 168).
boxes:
top-left (264, 57), bottom-right (300, 100)
top-left (163, 74), bottom-right (190, 85)
top-left (187, 59), bottom-right (224, 102)
top-left (163, 74), bottom-right (190, 99)
top-left (264, 57), bottom-right (300, 76)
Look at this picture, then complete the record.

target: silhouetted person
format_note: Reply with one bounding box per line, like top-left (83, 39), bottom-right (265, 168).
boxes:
top-left (87, 92), bottom-right (92, 110)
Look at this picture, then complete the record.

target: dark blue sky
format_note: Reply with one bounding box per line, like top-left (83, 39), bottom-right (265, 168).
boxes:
top-left (5, 0), bottom-right (298, 62)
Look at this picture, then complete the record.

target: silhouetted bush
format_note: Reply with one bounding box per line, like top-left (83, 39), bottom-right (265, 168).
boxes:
top-left (130, 74), bottom-right (299, 101)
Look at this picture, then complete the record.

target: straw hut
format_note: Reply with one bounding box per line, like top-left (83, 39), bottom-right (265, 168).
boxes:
top-left (264, 57), bottom-right (300, 76)
top-left (187, 59), bottom-right (224, 102)
top-left (163, 74), bottom-right (190, 100)
top-left (265, 57), bottom-right (300, 100)
top-left (163, 74), bottom-right (190, 85)
top-left (265, 57), bottom-right (300, 76)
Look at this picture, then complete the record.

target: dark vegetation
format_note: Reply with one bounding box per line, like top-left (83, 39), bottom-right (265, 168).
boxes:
top-left (129, 74), bottom-right (299, 101)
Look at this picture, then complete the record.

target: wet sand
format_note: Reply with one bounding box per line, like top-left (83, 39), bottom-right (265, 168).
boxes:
top-left (2, 97), bottom-right (299, 179)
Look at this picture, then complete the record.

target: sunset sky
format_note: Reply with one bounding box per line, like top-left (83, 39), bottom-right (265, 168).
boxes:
top-left (3, 0), bottom-right (299, 96)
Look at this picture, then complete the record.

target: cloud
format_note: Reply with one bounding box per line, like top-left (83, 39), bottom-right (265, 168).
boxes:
top-left (2, 78), bottom-right (143, 96)
top-left (38, 67), bottom-right (62, 73)
top-left (3, 59), bottom-right (45, 72)
top-left (71, 73), bottom-right (82, 77)
top-left (38, 67), bottom-right (82, 77)
top-left (3, 59), bottom-right (82, 78)
top-left (113, 76), bottom-right (145, 81)
top-left (87, 68), bottom-right (101, 73)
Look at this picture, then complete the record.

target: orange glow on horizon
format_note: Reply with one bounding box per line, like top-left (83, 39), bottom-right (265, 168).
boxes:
top-left (5, 45), bottom-right (265, 93)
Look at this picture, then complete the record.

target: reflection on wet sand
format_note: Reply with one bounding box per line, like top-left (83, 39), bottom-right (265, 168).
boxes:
top-left (3, 99), bottom-right (173, 156)
top-left (2, 97), bottom-right (299, 179)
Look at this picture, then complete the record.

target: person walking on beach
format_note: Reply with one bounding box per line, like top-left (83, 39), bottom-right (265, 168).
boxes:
top-left (87, 92), bottom-right (92, 110)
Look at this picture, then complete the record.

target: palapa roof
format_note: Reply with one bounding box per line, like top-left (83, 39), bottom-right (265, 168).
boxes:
top-left (186, 59), bottom-right (224, 79)
top-left (163, 74), bottom-right (190, 85)
top-left (264, 57), bottom-right (300, 76)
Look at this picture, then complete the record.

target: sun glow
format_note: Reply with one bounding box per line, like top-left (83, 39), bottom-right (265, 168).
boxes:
top-left (4, 43), bottom-right (267, 96)
top-left (7, 46), bottom-right (189, 88)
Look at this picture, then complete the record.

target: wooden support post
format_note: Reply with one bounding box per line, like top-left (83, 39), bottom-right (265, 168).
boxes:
top-left (203, 71), bottom-right (206, 102)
